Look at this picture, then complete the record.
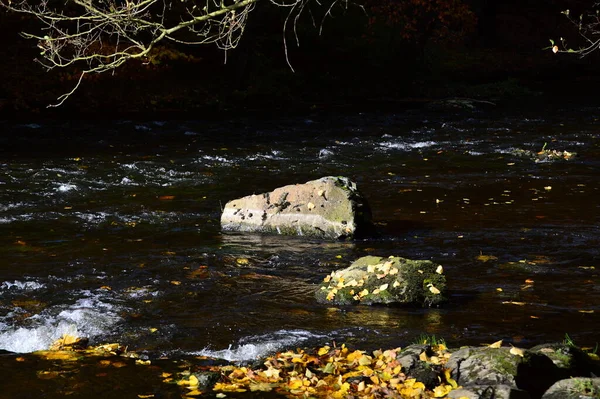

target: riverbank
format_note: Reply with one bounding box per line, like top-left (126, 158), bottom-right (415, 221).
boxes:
top-left (3, 334), bottom-right (599, 399)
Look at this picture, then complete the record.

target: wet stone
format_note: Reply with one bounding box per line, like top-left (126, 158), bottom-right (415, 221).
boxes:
top-left (220, 176), bottom-right (372, 240)
top-left (315, 255), bottom-right (447, 306)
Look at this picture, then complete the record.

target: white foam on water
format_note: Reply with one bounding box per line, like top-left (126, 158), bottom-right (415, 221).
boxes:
top-left (56, 183), bottom-right (78, 193)
top-left (1, 280), bottom-right (46, 291)
top-left (0, 293), bottom-right (123, 353)
top-left (379, 141), bottom-right (437, 150)
top-left (120, 177), bottom-right (135, 185)
top-left (193, 329), bottom-right (327, 363)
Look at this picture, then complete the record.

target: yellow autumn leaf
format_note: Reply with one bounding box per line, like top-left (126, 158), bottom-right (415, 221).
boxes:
top-left (358, 289), bottom-right (369, 297)
top-left (444, 369), bottom-right (458, 388)
top-left (436, 265), bottom-right (444, 274)
top-left (433, 384), bottom-right (453, 397)
top-left (307, 202), bottom-right (315, 210)
top-left (476, 254), bottom-right (498, 262)
top-left (429, 285), bottom-right (441, 295)
top-left (288, 379), bottom-right (304, 390)
top-left (188, 375), bottom-right (199, 387)
top-left (357, 381), bottom-right (365, 391)
top-left (185, 390), bottom-right (202, 397)
top-left (489, 340), bottom-right (503, 348)
top-left (379, 283), bottom-right (389, 291)
top-left (249, 382), bottom-right (276, 392)
top-left (510, 346), bottom-right (525, 357)
top-left (236, 258), bottom-right (249, 265)
top-left (317, 346), bottom-right (330, 356)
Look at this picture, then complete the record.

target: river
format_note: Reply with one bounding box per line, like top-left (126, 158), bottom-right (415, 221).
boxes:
top-left (0, 102), bottom-right (598, 397)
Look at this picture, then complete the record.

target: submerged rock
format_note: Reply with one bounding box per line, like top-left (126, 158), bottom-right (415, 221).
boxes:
top-left (315, 255), bottom-right (446, 306)
top-left (511, 148), bottom-right (576, 162)
top-left (220, 176), bottom-right (372, 240)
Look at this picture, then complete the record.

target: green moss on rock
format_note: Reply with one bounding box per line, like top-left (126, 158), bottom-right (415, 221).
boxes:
top-left (315, 256), bottom-right (447, 307)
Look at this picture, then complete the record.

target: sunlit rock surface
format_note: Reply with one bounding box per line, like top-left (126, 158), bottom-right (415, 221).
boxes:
top-left (220, 176), bottom-right (372, 240)
top-left (541, 377), bottom-right (600, 399)
top-left (315, 256), bottom-right (447, 306)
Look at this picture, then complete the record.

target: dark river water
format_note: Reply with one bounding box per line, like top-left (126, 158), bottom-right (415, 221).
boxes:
top-left (0, 103), bottom-right (599, 397)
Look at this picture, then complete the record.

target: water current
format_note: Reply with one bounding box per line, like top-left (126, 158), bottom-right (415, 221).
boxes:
top-left (0, 103), bottom-right (598, 396)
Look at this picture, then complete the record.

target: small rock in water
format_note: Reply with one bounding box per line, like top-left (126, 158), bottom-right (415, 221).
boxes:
top-left (315, 255), bottom-right (447, 306)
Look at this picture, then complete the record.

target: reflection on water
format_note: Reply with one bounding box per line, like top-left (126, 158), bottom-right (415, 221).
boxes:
top-left (0, 106), bottom-right (599, 370)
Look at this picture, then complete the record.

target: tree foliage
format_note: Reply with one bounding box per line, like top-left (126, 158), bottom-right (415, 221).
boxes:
top-left (551, 5), bottom-right (600, 57)
top-left (364, 0), bottom-right (476, 50)
top-left (0, 0), bottom-right (352, 106)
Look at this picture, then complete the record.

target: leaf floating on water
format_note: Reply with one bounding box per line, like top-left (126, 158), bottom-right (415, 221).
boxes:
top-left (236, 258), bottom-right (249, 265)
top-left (488, 340), bottom-right (503, 348)
top-left (36, 350), bottom-right (82, 362)
top-left (579, 310), bottom-right (594, 314)
top-left (502, 301), bottom-right (527, 306)
top-left (135, 359), bottom-right (151, 366)
top-left (170, 280), bottom-right (181, 286)
top-left (476, 254), bottom-right (498, 262)
top-left (158, 195), bottom-right (175, 200)
top-left (137, 395), bottom-right (155, 399)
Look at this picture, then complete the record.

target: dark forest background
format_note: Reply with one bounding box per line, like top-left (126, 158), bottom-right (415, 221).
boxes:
top-left (0, 0), bottom-right (599, 118)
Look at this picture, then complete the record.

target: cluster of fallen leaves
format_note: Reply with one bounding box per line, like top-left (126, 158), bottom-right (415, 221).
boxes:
top-left (185, 343), bottom-right (465, 399)
top-left (38, 334), bottom-right (470, 398)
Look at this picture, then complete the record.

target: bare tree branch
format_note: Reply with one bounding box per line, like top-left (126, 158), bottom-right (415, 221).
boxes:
top-left (1, 0), bottom-right (353, 107)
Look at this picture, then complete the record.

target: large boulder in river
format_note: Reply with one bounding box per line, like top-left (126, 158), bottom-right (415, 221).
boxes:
top-left (220, 176), bottom-right (372, 240)
top-left (315, 256), bottom-right (447, 306)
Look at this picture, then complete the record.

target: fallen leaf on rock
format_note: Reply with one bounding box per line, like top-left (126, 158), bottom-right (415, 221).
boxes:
top-left (510, 346), bottom-right (525, 357)
top-left (489, 340), bottom-right (503, 348)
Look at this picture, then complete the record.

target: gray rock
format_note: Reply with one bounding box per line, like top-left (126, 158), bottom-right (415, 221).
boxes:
top-left (541, 377), bottom-right (600, 399)
top-left (447, 384), bottom-right (531, 399)
top-left (396, 344), bottom-right (440, 388)
top-left (529, 342), bottom-right (600, 378)
top-left (220, 176), bottom-right (371, 240)
top-left (447, 347), bottom-right (523, 387)
top-left (315, 255), bottom-right (446, 306)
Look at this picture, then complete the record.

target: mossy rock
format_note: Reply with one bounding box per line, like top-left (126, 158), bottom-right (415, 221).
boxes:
top-left (541, 377), bottom-right (600, 399)
top-left (315, 256), bottom-right (446, 306)
top-left (510, 148), bottom-right (576, 162)
top-left (447, 347), bottom-right (524, 387)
